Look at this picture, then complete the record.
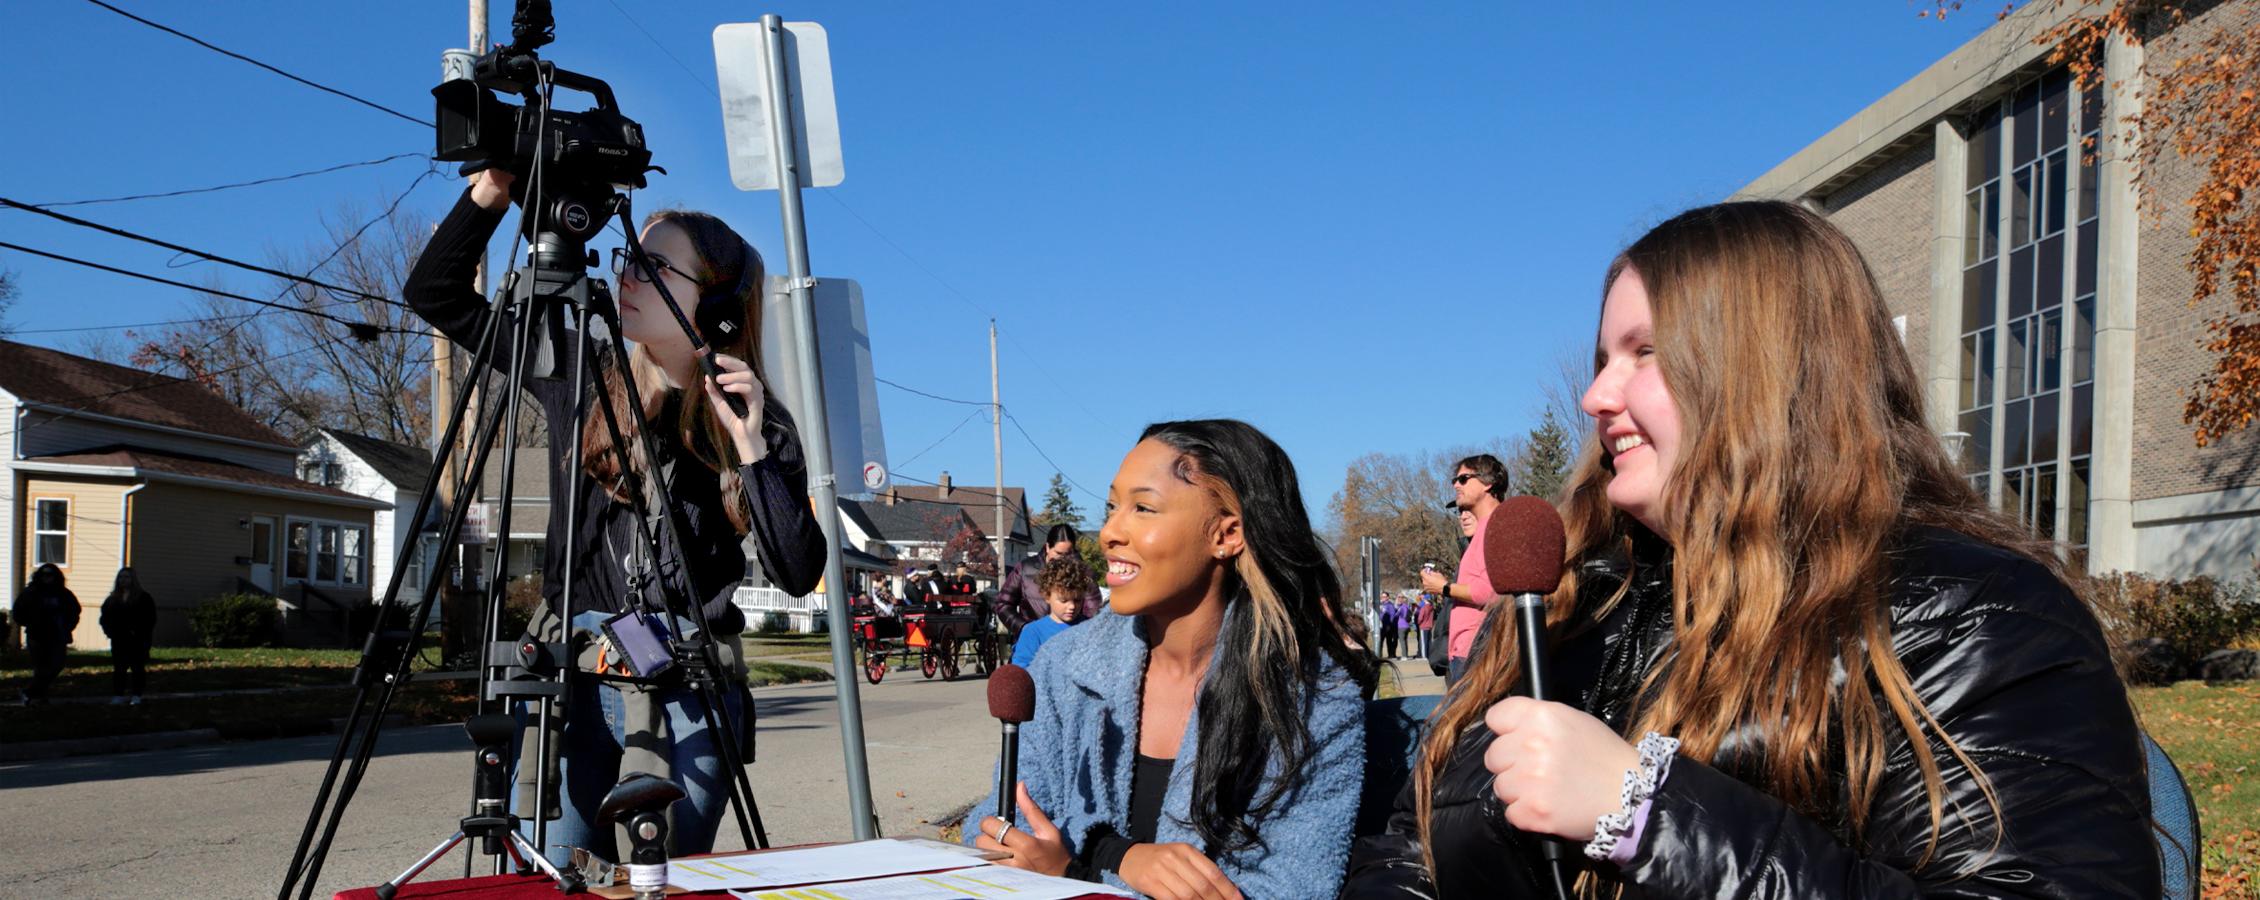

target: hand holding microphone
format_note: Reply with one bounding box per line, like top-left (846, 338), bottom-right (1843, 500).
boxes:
top-left (973, 665), bottom-right (1071, 876)
top-left (1480, 497), bottom-right (1640, 847)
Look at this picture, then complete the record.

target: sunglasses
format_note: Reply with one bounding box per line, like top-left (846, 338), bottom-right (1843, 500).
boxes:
top-left (609, 247), bottom-right (704, 287)
top-left (1452, 474), bottom-right (1480, 486)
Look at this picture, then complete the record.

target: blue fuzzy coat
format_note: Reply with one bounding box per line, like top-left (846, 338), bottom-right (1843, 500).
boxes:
top-left (970, 610), bottom-right (1366, 898)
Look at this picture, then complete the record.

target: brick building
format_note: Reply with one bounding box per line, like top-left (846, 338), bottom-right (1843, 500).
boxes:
top-left (1738, 1), bottom-right (2260, 580)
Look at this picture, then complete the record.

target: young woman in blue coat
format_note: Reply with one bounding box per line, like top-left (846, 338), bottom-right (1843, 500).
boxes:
top-left (973, 419), bottom-right (1378, 899)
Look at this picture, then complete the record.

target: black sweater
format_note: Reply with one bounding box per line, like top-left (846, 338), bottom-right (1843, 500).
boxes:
top-left (403, 191), bottom-right (827, 629)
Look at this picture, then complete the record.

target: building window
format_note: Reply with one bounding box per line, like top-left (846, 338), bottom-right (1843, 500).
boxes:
top-left (32, 498), bottom-right (70, 566)
top-left (1959, 69), bottom-right (2099, 551)
top-left (285, 517), bottom-right (369, 586)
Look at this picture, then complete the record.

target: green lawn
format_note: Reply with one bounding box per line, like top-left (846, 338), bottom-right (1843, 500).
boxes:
top-left (742, 632), bottom-right (843, 663)
top-left (2131, 681), bottom-right (2259, 896)
top-left (1, 646), bottom-right (829, 745)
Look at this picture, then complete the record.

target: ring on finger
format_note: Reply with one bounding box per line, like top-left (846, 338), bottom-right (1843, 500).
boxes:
top-left (992, 820), bottom-right (1014, 843)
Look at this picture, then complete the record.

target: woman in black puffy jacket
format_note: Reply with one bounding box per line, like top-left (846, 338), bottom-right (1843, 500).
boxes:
top-left (1342, 201), bottom-right (2156, 898)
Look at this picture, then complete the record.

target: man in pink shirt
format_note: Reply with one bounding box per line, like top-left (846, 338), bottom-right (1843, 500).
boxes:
top-left (1418, 453), bottom-right (1507, 685)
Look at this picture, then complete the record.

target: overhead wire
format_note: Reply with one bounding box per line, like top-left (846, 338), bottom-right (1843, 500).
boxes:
top-left (0, 242), bottom-right (413, 338)
top-left (1, 198), bottom-right (408, 309)
top-left (892, 407), bottom-right (987, 471)
top-left (28, 153), bottom-right (430, 209)
top-left (78, 0), bottom-right (431, 129)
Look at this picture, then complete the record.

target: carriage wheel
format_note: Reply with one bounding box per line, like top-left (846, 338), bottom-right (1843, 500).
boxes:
top-left (864, 648), bottom-right (888, 684)
top-left (940, 642), bottom-right (963, 681)
top-left (975, 634), bottom-right (996, 674)
top-left (921, 649), bottom-right (940, 679)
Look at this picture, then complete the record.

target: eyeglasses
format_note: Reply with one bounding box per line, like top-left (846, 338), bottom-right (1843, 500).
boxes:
top-left (1451, 474), bottom-right (1479, 486)
top-left (609, 247), bottom-right (703, 287)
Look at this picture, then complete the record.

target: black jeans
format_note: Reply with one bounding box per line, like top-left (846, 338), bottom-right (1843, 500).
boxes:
top-left (25, 641), bottom-right (67, 700)
top-left (113, 643), bottom-right (149, 696)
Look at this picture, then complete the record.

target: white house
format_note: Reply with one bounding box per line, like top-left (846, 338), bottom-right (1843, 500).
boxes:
top-left (299, 430), bottom-right (436, 605)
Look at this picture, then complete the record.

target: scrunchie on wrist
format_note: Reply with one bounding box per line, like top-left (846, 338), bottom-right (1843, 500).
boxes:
top-left (1585, 732), bottom-right (1679, 862)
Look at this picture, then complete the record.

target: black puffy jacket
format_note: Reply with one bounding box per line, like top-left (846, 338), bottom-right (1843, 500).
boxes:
top-left (1342, 527), bottom-right (2158, 898)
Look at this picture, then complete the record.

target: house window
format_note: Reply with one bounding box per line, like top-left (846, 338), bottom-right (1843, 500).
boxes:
top-left (287, 521), bottom-right (312, 580)
top-left (342, 527), bottom-right (366, 585)
top-left (33, 498), bottom-right (69, 566)
top-left (284, 517), bottom-right (369, 586)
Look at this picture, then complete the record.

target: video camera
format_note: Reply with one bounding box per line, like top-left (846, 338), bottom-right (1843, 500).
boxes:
top-left (431, 0), bottom-right (656, 247)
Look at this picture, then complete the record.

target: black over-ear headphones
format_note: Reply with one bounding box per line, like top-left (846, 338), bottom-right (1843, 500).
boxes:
top-left (693, 239), bottom-right (757, 346)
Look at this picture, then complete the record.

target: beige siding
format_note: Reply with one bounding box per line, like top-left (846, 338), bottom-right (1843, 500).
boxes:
top-left (1824, 141), bottom-right (1939, 350)
top-left (2128, 0), bottom-right (2260, 502)
top-left (128, 482), bottom-right (376, 646)
top-left (19, 475), bottom-right (133, 649)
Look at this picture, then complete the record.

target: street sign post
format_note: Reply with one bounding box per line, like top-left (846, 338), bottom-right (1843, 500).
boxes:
top-left (715, 15), bottom-right (878, 841)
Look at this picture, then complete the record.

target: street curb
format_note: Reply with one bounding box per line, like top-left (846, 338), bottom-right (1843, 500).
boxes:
top-left (0, 714), bottom-right (408, 763)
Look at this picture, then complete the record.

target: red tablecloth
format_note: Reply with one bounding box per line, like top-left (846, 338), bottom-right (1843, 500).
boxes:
top-left (332, 871), bottom-right (730, 898)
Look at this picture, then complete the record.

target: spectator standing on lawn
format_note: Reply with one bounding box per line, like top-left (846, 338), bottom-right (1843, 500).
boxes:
top-left (100, 567), bottom-right (157, 705)
top-left (12, 563), bottom-right (79, 705)
top-left (1412, 594), bottom-right (1435, 660)
top-left (1010, 549), bottom-right (1096, 668)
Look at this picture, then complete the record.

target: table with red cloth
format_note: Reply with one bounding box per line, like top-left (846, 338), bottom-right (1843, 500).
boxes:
top-left (331, 848), bottom-right (1122, 899)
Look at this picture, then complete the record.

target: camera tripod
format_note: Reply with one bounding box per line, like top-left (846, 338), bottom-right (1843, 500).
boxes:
top-left (275, 52), bottom-right (771, 899)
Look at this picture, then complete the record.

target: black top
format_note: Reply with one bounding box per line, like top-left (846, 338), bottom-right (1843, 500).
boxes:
top-left (1074, 753), bottom-right (1176, 880)
top-left (403, 191), bottom-right (827, 629)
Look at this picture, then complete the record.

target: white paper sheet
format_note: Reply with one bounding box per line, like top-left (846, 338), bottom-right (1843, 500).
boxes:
top-left (729, 863), bottom-right (1132, 900)
top-left (666, 839), bottom-right (987, 891)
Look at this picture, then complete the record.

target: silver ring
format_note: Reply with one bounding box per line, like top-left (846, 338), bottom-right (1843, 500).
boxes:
top-left (992, 820), bottom-right (1014, 843)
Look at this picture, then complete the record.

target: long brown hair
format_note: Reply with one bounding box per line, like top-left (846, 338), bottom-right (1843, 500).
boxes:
top-left (579, 210), bottom-right (766, 534)
top-left (1416, 201), bottom-right (2062, 883)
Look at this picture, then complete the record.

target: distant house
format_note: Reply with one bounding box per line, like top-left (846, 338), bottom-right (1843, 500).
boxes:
top-left (300, 430), bottom-right (437, 604)
top-left (1, 340), bottom-right (386, 647)
top-left (878, 471), bottom-right (1034, 573)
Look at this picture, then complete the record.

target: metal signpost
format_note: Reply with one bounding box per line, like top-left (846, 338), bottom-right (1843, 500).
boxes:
top-left (715, 16), bottom-right (878, 839)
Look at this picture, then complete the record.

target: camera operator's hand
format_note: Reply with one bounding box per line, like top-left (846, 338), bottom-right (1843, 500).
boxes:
top-left (469, 169), bottom-right (517, 212)
top-left (702, 352), bottom-right (769, 464)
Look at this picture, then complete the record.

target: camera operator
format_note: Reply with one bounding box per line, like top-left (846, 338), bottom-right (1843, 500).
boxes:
top-left (404, 168), bottom-right (826, 867)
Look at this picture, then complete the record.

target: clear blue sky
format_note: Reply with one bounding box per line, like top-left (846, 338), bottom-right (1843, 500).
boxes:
top-left (1, 1), bottom-right (1995, 525)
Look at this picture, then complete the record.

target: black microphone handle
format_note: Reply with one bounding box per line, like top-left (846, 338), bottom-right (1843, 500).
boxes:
top-left (1515, 592), bottom-right (1568, 872)
top-left (997, 722), bottom-right (1020, 823)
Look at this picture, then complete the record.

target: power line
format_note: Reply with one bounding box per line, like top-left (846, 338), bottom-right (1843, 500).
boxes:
top-left (893, 408), bottom-right (987, 471)
top-left (877, 377), bottom-right (989, 408)
top-left (1004, 411), bottom-right (1105, 506)
top-left (0, 242), bottom-right (411, 339)
top-left (28, 153), bottom-right (430, 209)
top-left (2, 197), bottom-right (407, 309)
top-left (6, 312), bottom-right (263, 336)
top-left (79, 0), bottom-right (431, 128)
top-left (601, 0), bottom-right (712, 93)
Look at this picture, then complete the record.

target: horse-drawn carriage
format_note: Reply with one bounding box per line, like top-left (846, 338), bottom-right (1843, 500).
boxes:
top-left (851, 592), bottom-right (1000, 684)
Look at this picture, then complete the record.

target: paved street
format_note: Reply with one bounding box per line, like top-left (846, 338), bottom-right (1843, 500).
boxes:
top-left (0, 669), bottom-right (999, 899)
top-left (0, 657), bottom-right (1443, 899)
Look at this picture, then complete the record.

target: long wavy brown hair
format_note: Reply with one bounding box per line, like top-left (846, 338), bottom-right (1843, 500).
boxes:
top-left (579, 209), bottom-right (766, 534)
top-left (1415, 201), bottom-right (2066, 885)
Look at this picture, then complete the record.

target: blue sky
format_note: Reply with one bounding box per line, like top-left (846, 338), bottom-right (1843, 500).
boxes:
top-left (0, 1), bottom-right (1996, 525)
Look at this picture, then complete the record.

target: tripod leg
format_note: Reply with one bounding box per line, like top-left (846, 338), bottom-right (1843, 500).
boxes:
top-left (507, 830), bottom-right (581, 889)
top-left (375, 831), bottom-right (470, 900)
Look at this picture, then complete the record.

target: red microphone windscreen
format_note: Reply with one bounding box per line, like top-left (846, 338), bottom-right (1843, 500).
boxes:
top-left (987, 664), bottom-right (1037, 724)
top-left (1484, 495), bottom-right (1568, 595)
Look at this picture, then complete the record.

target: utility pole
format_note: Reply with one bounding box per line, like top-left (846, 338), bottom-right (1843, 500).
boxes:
top-left (990, 320), bottom-right (1006, 570)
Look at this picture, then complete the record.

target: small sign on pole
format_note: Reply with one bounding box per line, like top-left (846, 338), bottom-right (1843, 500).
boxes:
top-left (714, 22), bottom-right (844, 190)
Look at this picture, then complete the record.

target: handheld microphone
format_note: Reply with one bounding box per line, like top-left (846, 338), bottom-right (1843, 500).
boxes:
top-left (987, 664), bottom-right (1037, 824)
top-left (1483, 495), bottom-right (1572, 891)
